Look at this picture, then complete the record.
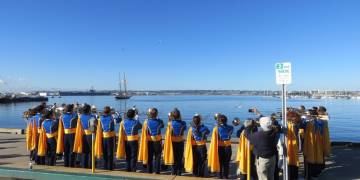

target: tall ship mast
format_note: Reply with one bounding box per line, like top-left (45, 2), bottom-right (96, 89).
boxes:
top-left (115, 72), bottom-right (131, 99)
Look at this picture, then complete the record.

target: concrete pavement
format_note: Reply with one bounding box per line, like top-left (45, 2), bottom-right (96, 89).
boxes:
top-left (0, 133), bottom-right (359, 180)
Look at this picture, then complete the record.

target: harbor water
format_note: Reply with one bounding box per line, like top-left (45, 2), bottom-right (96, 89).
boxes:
top-left (0, 95), bottom-right (359, 142)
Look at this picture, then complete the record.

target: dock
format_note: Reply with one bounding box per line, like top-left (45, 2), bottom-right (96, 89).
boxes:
top-left (0, 95), bottom-right (48, 103)
top-left (0, 128), bottom-right (24, 134)
top-left (0, 134), bottom-right (359, 180)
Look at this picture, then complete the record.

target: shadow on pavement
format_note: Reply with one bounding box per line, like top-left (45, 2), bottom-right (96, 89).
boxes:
top-left (0, 154), bottom-right (27, 159)
top-left (0, 140), bottom-right (23, 145)
top-left (320, 148), bottom-right (360, 180)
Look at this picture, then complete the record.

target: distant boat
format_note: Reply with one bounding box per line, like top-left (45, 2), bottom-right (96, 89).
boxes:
top-left (115, 73), bottom-right (131, 100)
top-left (312, 95), bottom-right (322, 99)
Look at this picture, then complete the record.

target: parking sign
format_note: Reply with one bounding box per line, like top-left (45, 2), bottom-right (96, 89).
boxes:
top-left (275, 62), bottom-right (292, 85)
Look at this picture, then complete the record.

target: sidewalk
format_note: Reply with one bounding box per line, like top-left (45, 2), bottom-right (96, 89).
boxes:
top-left (0, 133), bottom-right (359, 180)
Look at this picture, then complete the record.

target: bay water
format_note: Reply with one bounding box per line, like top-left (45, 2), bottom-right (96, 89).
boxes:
top-left (0, 95), bottom-right (359, 142)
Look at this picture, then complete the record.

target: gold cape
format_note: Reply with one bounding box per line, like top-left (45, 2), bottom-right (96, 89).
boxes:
top-left (236, 131), bottom-right (252, 174)
top-left (208, 126), bottom-right (220, 173)
top-left (287, 122), bottom-right (299, 166)
top-left (163, 122), bottom-right (174, 165)
top-left (184, 127), bottom-right (194, 172)
top-left (137, 120), bottom-right (148, 165)
top-left (56, 118), bottom-right (64, 154)
top-left (303, 120), bottom-right (330, 164)
top-left (319, 115), bottom-right (331, 156)
top-left (94, 118), bottom-right (103, 159)
top-left (37, 126), bottom-right (47, 156)
top-left (73, 117), bottom-right (84, 153)
top-left (116, 121), bottom-right (126, 159)
top-left (26, 120), bottom-right (37, 151)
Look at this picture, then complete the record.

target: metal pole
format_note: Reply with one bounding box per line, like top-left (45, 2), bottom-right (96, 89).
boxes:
top-left (92, 133), bottom-right (95, 173)
top-left (282, 84), bottom-right (288, 180)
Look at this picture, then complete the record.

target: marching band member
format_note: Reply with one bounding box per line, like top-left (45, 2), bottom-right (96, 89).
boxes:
top-left (302, 109), bottom-right (331, 179)
top-left (184, 114), bottom-right (210, 177)
top-left (37, 110), bottom-right (58, 166)
top-left (25, 109), bottom-right (37, 162)
top-left (138, 108), bottom-right (164, 174)
top-left (34, 105), bottom-right (46, 165)
top-left (73, 104), bottom-right (95, 168)
top-left (95, 106), bottom-right (116, 170)
top-left (236, 122), bottom-right (257, 180)
top-left (317, 106), bottom-right (331, 161)
top-left (163, 108), bottom-right (186, 176)
top-left (286, 111), bottom-right (301, 180)
top-left (116, 108), bottom-right (142, 172)
top-left (57, 104), bottom-right (78, 167)
top-left (163, 111), bottom-right (174, 168)
top-left (208, 114), bottom-right (234, 179)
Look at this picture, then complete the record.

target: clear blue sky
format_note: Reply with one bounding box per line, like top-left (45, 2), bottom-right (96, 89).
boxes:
top-left (0, 0), bottom-right (359, 91)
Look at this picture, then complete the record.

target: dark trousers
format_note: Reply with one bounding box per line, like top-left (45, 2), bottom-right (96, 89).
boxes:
top-left (192, 145), bottom-right (207, 177)
top-left (64, 133), bottom-right (75, 167)
top-left (38, 155), bottom-right (46, 165)
top-left (125, 140), bottom-right (139, 172)
top-left (305, 162), bottom-right (323, 179)
top-left (30, 150), bottom-right (35, 161)
top-left (288, 165), bottom-right (299, 180)
top-left (147, 141), bottom-right (162, 174)
top-left (102, 137), bottom-right (114, 170)
top-left (33, 136), bottom-right (43, 165)
top-left (81, 134), bottom-right (92, 168)
top-left (172, 141), bottom-right (184, 175)
top-left (46, 137), bottom-right (57, 166)
top-left (218, 146), bottom-right (232, 179)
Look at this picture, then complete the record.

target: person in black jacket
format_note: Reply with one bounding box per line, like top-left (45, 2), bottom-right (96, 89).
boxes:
top-left (244, 116), bottom-right (281, 180)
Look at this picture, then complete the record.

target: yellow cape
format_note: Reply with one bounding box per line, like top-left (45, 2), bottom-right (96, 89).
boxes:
top-left (304, 120), bottom-right (326, 164)
top-left (138, 120), bottom-right (148, 165)
top-left (37, 126), bottom-right (47, 156)
top-left (236, 132), bottom-right (252, 174)
top-left (26, 122), bottom-right (32, 151)
top-left (94, 118), bottom-right (103, 159)
top-left (73, 117), bottom-right (84, 153)
top-left (116, 121), bottom-right (126, 159)
top-left (184, 127), bottom-right (193, 172)
top-left (163, 122), bottom-right (174, 165)
top-left (287, 122), bottom-right (299, 166)
top-left (26, 121), bottom-right (37, 151)
top-left (56, 118), bottom-right (64, 154)
top-left (319, 115), bottom-right (331, 156)
top-left (208, 126), bottom-right (220, 173)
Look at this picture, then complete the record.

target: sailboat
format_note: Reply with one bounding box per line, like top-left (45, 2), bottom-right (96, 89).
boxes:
top-left (115, 73), bottom-right (131, 100)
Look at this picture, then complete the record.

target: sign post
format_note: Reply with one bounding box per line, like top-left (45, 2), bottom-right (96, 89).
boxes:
top-left (89, 117), bottom-right (96, 174)
top-left (275, 62), bottom-right (292, 180)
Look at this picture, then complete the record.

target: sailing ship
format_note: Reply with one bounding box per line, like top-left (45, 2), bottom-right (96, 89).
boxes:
top-left (115, 73), bottom-right (131, 100)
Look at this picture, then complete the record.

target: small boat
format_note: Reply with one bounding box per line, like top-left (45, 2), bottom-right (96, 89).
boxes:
top-left (115, 94), bottom-right (131, 99)
top-left (312, 95), bottom-right (322, 99)
top-left (115, 73), bottom-right (131, 100)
